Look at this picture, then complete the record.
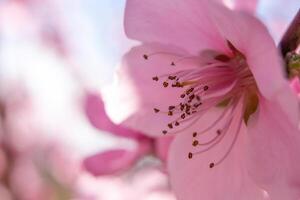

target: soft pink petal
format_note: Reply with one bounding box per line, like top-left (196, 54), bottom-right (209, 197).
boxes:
top-left (102, 43), bottom-right (199, 136)
top-left (245, 97), bottom-right (300, 200)
top-left (233, 0), bottom-right (258, 13)
top-left (154, 136), bottom-right (173, 162)
top-left (168, 108), bottom-right (268, 200)
top-left (291, 77), bottom-right (300, 94)
top-left (83, 149), bottom-right (140, 176)
top-left (84, 92), bottom-right (143, 139)
top-left (204, 2), bottom-right (299, 125)
top-left (205, 1), bottom-right (287, 99)
top-left (124, 0), bottom-right (227, 54)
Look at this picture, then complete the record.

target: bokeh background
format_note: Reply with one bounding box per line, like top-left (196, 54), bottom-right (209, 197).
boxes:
top-left (0, 0), bottom-right (299, 199)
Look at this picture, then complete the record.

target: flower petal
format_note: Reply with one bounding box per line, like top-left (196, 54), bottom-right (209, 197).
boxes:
top-left (83, 149), bottom-right (139, 176)
top-left (168, 108), bottom-right (268, 200)
top-left (124, 0), bottom-right (227, 54)
top-left (154, 136), bottom-right (173, 162)
top-left (204, 2), bottom-right (299, 125)
top-left (102, 43), bottom-right (199, 136)
top-left (233, 0), bottom-right (258, 13)
top-left (245, 97), bottom-right (300, 200)
top-left (204, 1), bottom-right (287, 99)
top-left (84, 92), bottom-right (143, 139)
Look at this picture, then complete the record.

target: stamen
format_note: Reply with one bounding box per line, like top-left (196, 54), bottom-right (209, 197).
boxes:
top-left (169, 106), bottom-right (176, 110)
top-left (150, 42), bottom-right (256, 168)
top-left (152, 76), bottom-right (159, 81)
top-left (192, 140), bottom-right (199, 146)
top-left (213, 109), bottom-right (244, 168)
top-left (143, 54), bottom-right (149, 60)
top-left (154, 108), bottom-right (160, 113)
top-left (163, 82), bottom-right (169, 87)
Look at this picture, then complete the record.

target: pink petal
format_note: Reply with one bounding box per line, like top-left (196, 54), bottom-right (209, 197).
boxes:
top-left (245, 97), bottom-right (300, 200)
top-left (83, 149), bottom-right (140, 176)
top-left (154, 136), bottom-right (174, 162)
top-left (168, 108), bottom-right (268, 200)
top-left (204, 2), bottom-right (287, 99)
top-left (204, 2), bottom-right (299, 125)
top-left (290, 77), bottom-right (300, 94)
top-left (233, 0), bottom-right (258, 13)
top-left (102, 43), bottom-right (199, 136)
top-left (84, 92), bottom-right (143, 139)
top-left (124, 0), bottom-right (227, 54)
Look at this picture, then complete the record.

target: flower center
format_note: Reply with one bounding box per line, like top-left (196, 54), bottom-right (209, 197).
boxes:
top-left (146, 41), bottom-right (258, 168)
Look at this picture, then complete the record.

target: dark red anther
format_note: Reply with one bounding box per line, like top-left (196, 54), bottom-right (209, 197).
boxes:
top-left (152, 76), bottom-right (159, 81)
top-left (168, 123), bottom-right (173, 129)
top-left (154, 108), bottom-right (160, 113)
top-left (143, 54), bottom-right (149, 60)
top-left (181, 113), bottom-right (186, 119)
top-left (163, 82), bottom-right (169, 87)
top-left (168, 106), bottom-right (175, 110)
top-left (192, 140), bottom-right (199, 146)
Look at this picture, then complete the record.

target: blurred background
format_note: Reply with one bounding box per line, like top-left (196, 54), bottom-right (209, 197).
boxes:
top-left (0, 0), bottom-right (299, 199)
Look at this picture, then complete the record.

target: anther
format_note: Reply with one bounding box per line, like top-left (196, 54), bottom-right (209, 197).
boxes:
top-left (188, 152), bottom-right (193, 159)
top-left (180, 103), bottom-right (185, 111)
top-left (209, 162), bottom-right (215, 168)
top-left (163, 82), bottom-right (169, 87)
top-left (203, 85), bottom-right (209, 91)
top-left (180, 94), bottom-right (186, 98)
top-left (152, 76), bottom-right (159, 81)
top-left (143, 54), bottom-right (149, 60)
top-left (217, 129), bottom-right (222, 135)
top-left (171, 62), bottom-right (175, 66)
top-left (162, 130), bottom-right (167, 134)
top-left (168, 106), bottom-right (175, 110)
top-left (186, 88), bottom-right (194, 95)
top-left (196, 95), bottom-right (201, 101)
top-left (193, 132), bottom-right (197, 137)
top-left (192, 140), bottom-right (199, 146)
top-left (154, 108), bottom-right (160, 113)
top-left (168, 111), bottom-right (173, 116)
top-left (168, 76), bottom-right (176, 80)
top-left (175, 121), bottom-right (180, 126)
top-left (189, 94), bottom-right (195, 100)
top-left (181, 113), bottom-right (186, 119)
top-left (168, 123), bottom-right (173, 129)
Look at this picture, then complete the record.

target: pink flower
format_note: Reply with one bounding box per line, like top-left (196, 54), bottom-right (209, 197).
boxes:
top-left (83, 92), bottom-right (173, 176)
top-left (103, 0), bottom-right (300, 199)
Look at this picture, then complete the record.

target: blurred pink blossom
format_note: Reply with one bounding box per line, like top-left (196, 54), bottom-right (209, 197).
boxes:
top-left (83, 92), bottom-right (173, 176)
